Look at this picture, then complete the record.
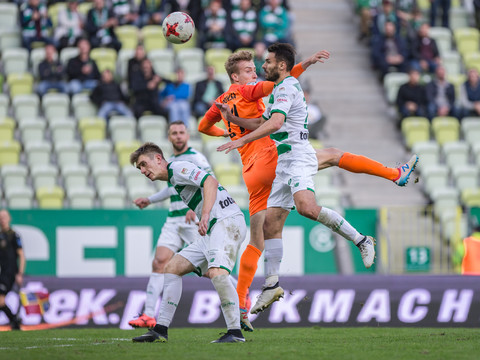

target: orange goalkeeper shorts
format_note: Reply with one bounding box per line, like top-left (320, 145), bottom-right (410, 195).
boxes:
top-left (242, 144), bottom-right (278, 216)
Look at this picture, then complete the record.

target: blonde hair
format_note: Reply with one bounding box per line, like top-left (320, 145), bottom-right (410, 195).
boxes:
top-left (225, 50), bottom-right (254, 81)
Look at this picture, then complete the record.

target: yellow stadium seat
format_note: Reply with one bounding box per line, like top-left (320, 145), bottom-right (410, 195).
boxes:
top-left (77, 1), bottom-right (92, 16)
top-left (461, 188), bottom-right (480, 207)
top-left (454, 28), bottom-right (479, 56)
top-left (0, 140), bottom-right (21, 166)
top-left (431, 116), bottom-right (460, 145)
top-left (36, 185), bottom-right (65, 209)
top-left (115, 140), bottom-right (142, 167)
top-left (90, 48), bottom-right (117, 73)
top-left (401, 116), bottom-right (431, 148)
top-left (205, 48), bottom-right (232, 74)
top-left (115, 25), bottom-right (139, 50)
top-left (7, 73), bottom-right (34, 99)
top-left (447, 73), bottom-right (467, 99)
top-left (0, 117), bottom-right (15, 141)
top-left (142, 25), bottom-right (167, 53)
top-left (47, 2), bottom-right (66, 28)
top-left (214, 162), bottom-right (242, 186)
top-left (79, 117), bottom-right (107, 143)
top-left (0, 94), bottom-right (8, 118)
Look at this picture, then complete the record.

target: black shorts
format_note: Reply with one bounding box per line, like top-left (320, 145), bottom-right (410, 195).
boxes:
top-left (0, 273), bottom-right (15, 295)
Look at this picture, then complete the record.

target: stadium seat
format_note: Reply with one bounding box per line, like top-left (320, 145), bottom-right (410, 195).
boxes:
top-left (401, 116), bottom-right (431, 148)
top-left (452, 165), bottom-right (479, 192)
top-left (79, 117), bottom-right (107, 143)
top-left (25, 141), bottom-right (52, 167)
top-left (13, 94), bottom-right (40, 120)
top-left (1, 164), bottom-right (28, 193)
top-left (30, 47), bottom-right (48, 79)
top-left (473, 142), bottom-right (480, 167)
top-left (205, 48), bottom-right (232, 74)
top-left (462, 51), bottom-right (480, 72)
top-left (177, 48), bottom-right (205, 79)
top-left (2, 47), bottom-right (29, 75)
top-left (171, 32), bottom-right (198, 52)
top-left (109, 116), bottom-right (137, 143)
top-left (138, 115), bottom-right (168, 142)
top-left (68, 186), bottom-right (96, 209)
top-left (127, 185), bottom-right (156, 204)
top-left (98, 186), bottom-right (126, 208)
top-left (122, 165), bottom-right (151, 189)
top-left (431, 187), bottom-right (459, 219)
top-left (442, 141), bottom-right (469, 169)
top-left (0, 117), bottom-right (15, 141)
top-left (204, 139), bottom-right (236, 167)
top-left (19, 119), bottom-right (46, 145)
top-left (0, 140), bottom-right (21, 166)
top-left (115, 25), bottom-right (139, 50)
top-left (59, 46), bottom-right (79, 66)
top-left (115, 140), bottom-right (142, 167)
top-left (441, 51), bottom-right (461, 75)
top-left (0, 94), bottom-right (9, 118)
top-left (77, 1), bottom-right (92, 15)
top-left (72, 93), bottom-right (97, 120)
top-left (55, 141), bottom-right (82, 168)
top-left (31, 164), bottom-right (58, 189)
top-left (0, 30), bottom-right (21, 52)
top-left (5, 186), bottom-right (34, 209)
top-left (383, 72), bottom-right (409, 104)
top-left (90, 48), bottom-right (117, 73)
top-left (49, 119), bottom-right (76, 145)
top-left (117, 49), bottom-right (135, 81)
top-left (446, 73), bottom-right (466, 99)
top-left (142, 25), bottom-right (167, 52)
top-left (431, 116), bottom-right (460, 145)
top-left (214, 163), bottom-right (242, 186)
top-left (36, 185), bottom-right (65, 209)
top-left (188, 138), bottom-right (203, 153)
top-left (461, 188), bottom-right (480, 207)
top-left (148, 48), bottom-right (175, 78)
top-left (224, 184), bottom-right (249, 209)
top-left (85, 140), bottom-right (113, 171)
top-left (315, 187), bottom-right (343, 211)
top-left (429, 26), bottom-right (452, 55)
top-left (42, 93), bottom-right (70, 122)
top-left (453, 27), bottom-right (479, 56)
top-left (412, 141), bottom-right (440, 171)
top-left (47, 2), bottom-right (66, 28)
top-left (449, 7), bottom-right (470, 30)
top-left (62, 164), bottom-right (89, 192)
top-left (93, 164), bottom-right (120, 190)
top-left (422, 164), bottom-right (450, 195)
top-left (0, 3), bottom-right (19, 31)
top-left (7, 73), bottom-right (34, 99)
top-left (460, 117), bottom-right (480, 146)
top-left (313, 168), bottom-right (333, 189)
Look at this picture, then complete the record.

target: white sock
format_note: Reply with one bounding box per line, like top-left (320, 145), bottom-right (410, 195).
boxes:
top-left (211, 274), bottom-right (240, 330)
top-left (229, 275), bottom-right (238, 288)
top-left (144, 273), bottom-right (164, 317)
top-left (156, 273), bottom-right (182, 327)
top-left (316, 207), bottom-right (364, 244)
top-left (264, 238), bottom-right (283, 287)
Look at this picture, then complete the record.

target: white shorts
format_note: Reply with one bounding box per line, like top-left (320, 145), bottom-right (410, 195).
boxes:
top-left (156, 221), bottom-right (201, 253)
top-left (267, 152), bottom-right (317, 210)
top-left (178, 214), bottom-right (247, 276)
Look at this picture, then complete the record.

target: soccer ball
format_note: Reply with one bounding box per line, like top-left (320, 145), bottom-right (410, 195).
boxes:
top-left (162, 12), bottom-right (195, 44)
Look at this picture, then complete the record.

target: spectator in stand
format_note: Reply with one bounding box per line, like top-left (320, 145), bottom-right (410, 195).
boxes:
top-left (66, 38), bottom-right (101, 94)
top-left (396, 68), bottom-right (428, 121)
top-left (161, 68), bottom-right (191, 126)
top-left (90, 69), bottom-right (134, 120)
top-left (111, 0), bottom-right (139, 26)
top-left (54, 0), bottom-right (85, 52)
top-left (36, 44), bottom-right (68, 97)
top-left (253, 41), bottom-right (267, 79)
top-left (371, 0), bottom-right (398, 38)
top-left (429, 0), bottom-right (450, 28)
top-left (20, 0), bottom-right (53, 50)
top-left (371, 21), bottom-right (408, 78)
top-left (128, 44), bottom-right (147, 89)
top-left (165, 0), bottom-right (205, 29)
top-left (474, 1), bottom-right (480, 31)
top-left (356, 0), bottom-right (377, 41)
top-left (258, 0), bottom-right (291, 46)
top-left (459, 68), bottom-right (480, 118)
top-left (394, 0), bottom-right (418, 34)
top-left (425, 65), bottom-right (457, 120)
top-left (138, 0), bottom-right (164, 27)
top-left (231, 0), bottom-right (258, 49)
top-left (131, 58), bottom-right (167, 119)
top-left (410, 23), bottom-right (440, 74)
top-left (192, 65), bottom-right (224, 118)
top-left (85, 0), bottom-right (121, 51)
top-left (198, 0), bottom-right (231, 49)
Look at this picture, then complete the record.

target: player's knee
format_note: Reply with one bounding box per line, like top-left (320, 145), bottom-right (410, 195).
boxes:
top-left (152, 257), bottom-right (167, 272)
top-left (206, 267), bottom-right (229, 279)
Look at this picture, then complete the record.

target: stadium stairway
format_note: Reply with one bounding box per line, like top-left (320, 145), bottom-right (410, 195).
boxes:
top-left (291, 0), bottom-right (428, 207)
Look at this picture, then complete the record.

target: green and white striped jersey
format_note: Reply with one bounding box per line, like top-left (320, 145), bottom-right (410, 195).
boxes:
top-left (262, 76), bottom-right (316, 159)
top-left (167, 161), bottom-right (242, 234)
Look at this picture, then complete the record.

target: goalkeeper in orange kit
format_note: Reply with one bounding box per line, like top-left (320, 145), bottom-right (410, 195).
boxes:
top-left (198, 50), bottom-right (418, 332)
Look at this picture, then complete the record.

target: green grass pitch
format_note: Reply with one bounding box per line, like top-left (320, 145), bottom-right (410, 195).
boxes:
top-left (2, 327), bottom-right (479, 360)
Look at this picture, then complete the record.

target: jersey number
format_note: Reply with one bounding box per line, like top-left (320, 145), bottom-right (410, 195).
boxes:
top-left (228, 104), bottom-right (246, 138)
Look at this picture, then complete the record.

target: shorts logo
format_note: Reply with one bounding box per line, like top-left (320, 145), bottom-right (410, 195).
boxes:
top-left (294, 183), bottom-right (299, 187)
top-left (209, 258), bottom-right (215, 263)
top-left (181, 168), bottom-right (189, 174)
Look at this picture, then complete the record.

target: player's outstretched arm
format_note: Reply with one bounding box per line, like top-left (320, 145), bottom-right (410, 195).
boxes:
top-left (198, 176), bottom-right (218, 236)
top-left (215, 102), bottom-right (263, 130)
top-left (301, 50), bottom-right (330, 70)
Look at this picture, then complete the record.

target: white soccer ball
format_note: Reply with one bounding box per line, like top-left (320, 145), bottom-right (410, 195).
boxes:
top-left (162, 12), bottom-right (195, 44)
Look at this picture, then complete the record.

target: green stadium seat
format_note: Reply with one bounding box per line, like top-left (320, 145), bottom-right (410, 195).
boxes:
top-left (422, 164), bottom-right (449, 196)
top-left (315, 187), bottom-right (343, 211)
top-left (431, 187), bottom-right (459, 219)
top-left (85, 140), bottom-right (113, 171)
top-left (0, 94), bottom-right (8, 118)
top-left (441, 51), bottom-right (461, 75)
top-left (59, 46), bottom-right (79, 66)
top-left (42, 93), bottom-right (70, 122)
top-left (93, 164), bottom-right (120, 191)
top-left (117, 49), bottom-right (135, 80)
top-left (25, 141), bottom-right (52, 167)
top-left (62, 164), bottom-right (90, 192)
top-left (54, 141), bottom-right (82, 168)
top-left (0, 3), bottom-right (19, 31)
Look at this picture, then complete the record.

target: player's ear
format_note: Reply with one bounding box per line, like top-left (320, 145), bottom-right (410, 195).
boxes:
top-left (231, 73), bottom-right (239, 82)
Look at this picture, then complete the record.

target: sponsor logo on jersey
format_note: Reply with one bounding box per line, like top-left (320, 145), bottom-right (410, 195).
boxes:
top-left (194, 171), bottom-right (201, 180)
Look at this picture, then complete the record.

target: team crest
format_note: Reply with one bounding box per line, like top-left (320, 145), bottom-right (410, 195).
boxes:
top-left (181, 168), bottom-right (189, 174)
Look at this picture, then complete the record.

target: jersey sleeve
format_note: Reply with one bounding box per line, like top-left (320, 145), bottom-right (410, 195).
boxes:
top-left (198, 105), bottom-right (225, 137)
top-left (291, 63), bottom-right (305, 79)
top-left (171, 162), bottom-right (210, 188)
top-left (271, 85), bottom-right (294, 118)
top-left (240, 81), bottom-right (275, 100)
